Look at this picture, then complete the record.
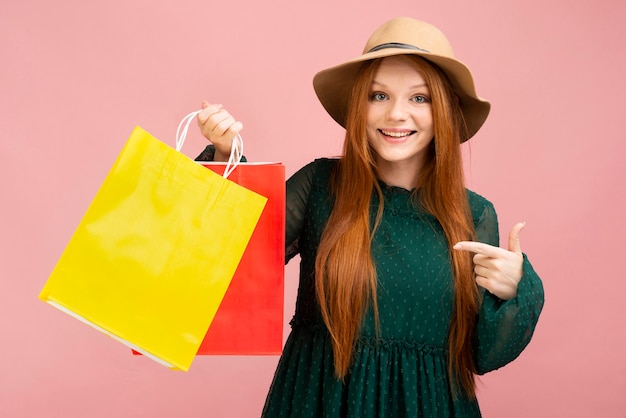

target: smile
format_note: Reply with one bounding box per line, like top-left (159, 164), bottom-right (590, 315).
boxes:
top-left (379, 129), bottom-right (416, 138)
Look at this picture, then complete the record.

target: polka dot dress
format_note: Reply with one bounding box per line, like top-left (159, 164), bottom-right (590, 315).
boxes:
top-left (262, 159), bottom-right (544, 418)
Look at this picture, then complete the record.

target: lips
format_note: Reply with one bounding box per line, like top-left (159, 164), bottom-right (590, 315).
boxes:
top-left (379, 129), bottom-right (416, 138)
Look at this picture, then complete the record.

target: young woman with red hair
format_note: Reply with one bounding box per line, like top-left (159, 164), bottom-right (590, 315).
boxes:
top-left (196, 17), bottom-right (544, 418)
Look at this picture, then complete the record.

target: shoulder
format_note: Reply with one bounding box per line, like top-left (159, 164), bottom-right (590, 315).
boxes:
top-left (286, 158), bottom-right (339, 201)
top-left (308, 157), bottom-right (339, 174)
top-left (465, 189), bottom-right (497, 222)
top-left (288, 158), bottom-right (339, 184)
top-left (465, 189), bottom-right (493, 208)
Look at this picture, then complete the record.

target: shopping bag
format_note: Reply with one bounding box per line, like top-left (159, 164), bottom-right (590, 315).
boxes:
top-left (133, 111), bottom-right (286, 356)
top-left (197, 161), bottom-right (285, 354)
top-left (39, 117), bottom-right (267, 371)
top-left (131, 162), bottom-right (285, 357)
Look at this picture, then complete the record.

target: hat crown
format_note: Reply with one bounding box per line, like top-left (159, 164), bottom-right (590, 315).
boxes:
top-left (362, 17), bottom-right (455, 59)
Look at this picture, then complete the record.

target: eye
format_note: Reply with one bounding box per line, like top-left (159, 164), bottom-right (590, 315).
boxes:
top-left (369, 92), bottom-right (388, 102)
top-left (411, 95), bottom-right (431, 104)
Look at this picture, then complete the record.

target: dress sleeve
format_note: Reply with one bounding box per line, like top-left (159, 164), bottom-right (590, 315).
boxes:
top-left (472, 203), bottom-right (545, 375)
top-left (284, 161), bottom-right (316, 264)
top-left (194, 144), bottom-right (247, 162)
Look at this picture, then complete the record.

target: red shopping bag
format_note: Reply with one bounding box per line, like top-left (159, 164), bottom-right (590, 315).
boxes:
top-left (198, 161), bottom-right (285, 354)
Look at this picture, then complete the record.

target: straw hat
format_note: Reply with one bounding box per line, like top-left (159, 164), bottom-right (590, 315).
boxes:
top-left (312, 17), bottom-right (490, 141)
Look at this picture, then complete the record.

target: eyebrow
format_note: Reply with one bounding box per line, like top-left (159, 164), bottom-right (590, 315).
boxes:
top-left (371, 80), bottom-right (428, 89)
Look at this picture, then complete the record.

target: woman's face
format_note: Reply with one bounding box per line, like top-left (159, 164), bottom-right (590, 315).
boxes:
top-left (366, 56), bottom-right (434, 173)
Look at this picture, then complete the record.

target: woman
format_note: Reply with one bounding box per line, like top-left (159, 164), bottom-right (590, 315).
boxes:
top-left (197, 17), bottom-right (544, 418)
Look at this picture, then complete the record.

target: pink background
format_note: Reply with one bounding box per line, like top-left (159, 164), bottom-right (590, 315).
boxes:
top-left (2, 0), bottom-right (625, 416)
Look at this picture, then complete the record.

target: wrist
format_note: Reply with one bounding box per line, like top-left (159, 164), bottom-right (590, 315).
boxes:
top-left (213, 147), bottom-right (231, 162)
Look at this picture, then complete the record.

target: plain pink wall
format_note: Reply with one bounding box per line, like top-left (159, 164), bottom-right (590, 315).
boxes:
top-left (2, 0), bottom-right (625, 416)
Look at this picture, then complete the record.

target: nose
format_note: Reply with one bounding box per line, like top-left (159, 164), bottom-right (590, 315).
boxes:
top-left (386, 99), bottom-right (408, 121)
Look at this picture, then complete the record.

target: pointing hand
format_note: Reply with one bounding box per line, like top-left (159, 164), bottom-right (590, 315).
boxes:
top-left (453, 222), bottom-right (526, 300)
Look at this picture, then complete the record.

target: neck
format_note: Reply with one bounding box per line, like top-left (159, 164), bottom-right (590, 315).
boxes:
top-left (375, 157), bottom-right (424, 190)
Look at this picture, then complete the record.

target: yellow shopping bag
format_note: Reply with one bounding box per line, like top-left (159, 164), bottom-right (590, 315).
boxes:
top-left (39, 120), bottom-right (267, 371)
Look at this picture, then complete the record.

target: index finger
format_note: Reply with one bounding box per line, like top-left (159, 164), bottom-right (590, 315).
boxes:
top-left (453, 241), bottom-right (506, 257)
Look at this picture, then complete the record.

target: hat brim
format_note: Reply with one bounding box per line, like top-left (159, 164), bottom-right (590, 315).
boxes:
top-left (313, 48), bottom-right (490, 142)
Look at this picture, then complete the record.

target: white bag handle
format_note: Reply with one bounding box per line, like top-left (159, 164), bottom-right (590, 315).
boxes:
top-left (175, 110), bottom-right (243, 179)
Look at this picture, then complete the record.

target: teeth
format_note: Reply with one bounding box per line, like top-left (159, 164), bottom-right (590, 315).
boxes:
top-left (381, 130), bottom-right (413, 138)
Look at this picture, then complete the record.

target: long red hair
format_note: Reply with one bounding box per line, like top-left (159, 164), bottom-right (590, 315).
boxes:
top-left (314, 55), bottom-right (480, 397)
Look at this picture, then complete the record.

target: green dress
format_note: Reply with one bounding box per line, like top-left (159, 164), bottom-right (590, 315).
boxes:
top-left (261, 158), bottom-right (544, 417)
